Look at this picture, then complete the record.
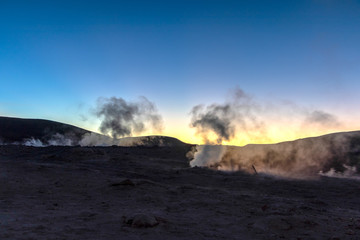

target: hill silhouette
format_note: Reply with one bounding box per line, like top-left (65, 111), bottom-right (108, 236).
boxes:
top-left (192, 131), bottom-right (360, 177)
top-left (0, 116), bottom-right (90, 144)
top-left (0, 116), bottom-right (188, 147)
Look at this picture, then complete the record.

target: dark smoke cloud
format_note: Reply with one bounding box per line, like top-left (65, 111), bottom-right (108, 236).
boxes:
top-left (305, 110), bottom-right (339, 127)
top-left (191, 131), bottom-right (360, 179)
top-left (77, 103), bottom-right (89, 122)
top-left (79, 114), bottom-right (88, 122)
top-left (190, 88), bottom-right (265, 144)
top-left (95, 96), bottom-right (163, 138)
top-left (190, 87), bottom-right (341, 145)
top-left (190, 104), bottom-right (235, 144)
top-left (189, 87), bottom-right (349, 179)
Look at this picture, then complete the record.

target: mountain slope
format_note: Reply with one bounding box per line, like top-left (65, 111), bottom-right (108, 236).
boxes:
top-left (192, 131), bottom-right (360, 177)
top-left (0, 116), bottom-right (90, 144)
top-left (0, 116), bottom-right (189, 147)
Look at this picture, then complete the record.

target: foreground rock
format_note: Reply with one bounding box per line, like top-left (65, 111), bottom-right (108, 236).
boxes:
top-left (124, 213), bottom-right (159, 228)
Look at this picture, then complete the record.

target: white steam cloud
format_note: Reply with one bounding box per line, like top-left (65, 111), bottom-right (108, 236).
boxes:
top-left (191, 131), bottom-right (360, 179)
top-left (21, 133), bottom-right (76, 147)
top-left (189, 87), bottom-right (359, 179)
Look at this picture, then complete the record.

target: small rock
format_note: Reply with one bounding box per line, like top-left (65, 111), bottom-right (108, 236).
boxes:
top-left (310, 199), bottom-right (328, 206)
top-left (346, 230), bottom-right (355, 235)
top-left (261, 205), bottom-right (268, 212)
top-left (110, 179), bottom-right (135, 187)
top-left (125, 213), bottom-right (159, 228)
top-left (63, 225), bottom-right (72, 232)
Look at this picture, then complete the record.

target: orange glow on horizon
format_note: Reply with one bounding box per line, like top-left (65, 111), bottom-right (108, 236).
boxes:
top-left (83, 118), bottom-right (360, 146)
top-left (169, 123), bottom-right (360, 146)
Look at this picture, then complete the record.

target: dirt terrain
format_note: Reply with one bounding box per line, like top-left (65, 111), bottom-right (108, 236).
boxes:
top-left (1, 145), bottom-right (360, 239)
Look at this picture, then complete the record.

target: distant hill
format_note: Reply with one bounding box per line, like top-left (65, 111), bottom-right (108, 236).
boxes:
top-left (0, 116), bottom-right (91, 145)
top-left (117, 135), bottom-right (188, 147)
top-left (194, 131), bottom-right (360, 177)
top-left (0, 116), bottom-right (189, 147)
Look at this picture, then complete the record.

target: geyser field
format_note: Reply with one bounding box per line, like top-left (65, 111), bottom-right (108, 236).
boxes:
top-left (3, 0), bottom-right (360, 239)
top-left (1, 117), bottom-right (360, 239)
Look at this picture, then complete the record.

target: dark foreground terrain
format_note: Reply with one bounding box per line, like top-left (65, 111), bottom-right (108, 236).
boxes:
top-left (1, 145), bottom-right (360, 240)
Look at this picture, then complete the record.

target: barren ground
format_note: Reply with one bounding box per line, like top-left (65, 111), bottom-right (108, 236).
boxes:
top-left (1, 145), bottom-right (360, 239)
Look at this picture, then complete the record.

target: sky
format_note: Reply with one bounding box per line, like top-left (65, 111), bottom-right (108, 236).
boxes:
top-left (0, 0), bottom-right (360, 145)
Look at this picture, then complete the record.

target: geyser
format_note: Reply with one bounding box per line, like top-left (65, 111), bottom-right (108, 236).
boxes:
top-left (95, 96), bottom-right (163, 139)
top-left (190, 131), bottom-right (360, 179)
top-left (189, 88), bottom-right (357, 179)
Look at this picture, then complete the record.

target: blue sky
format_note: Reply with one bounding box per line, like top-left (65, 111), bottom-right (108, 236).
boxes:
top-left (1, 0), bottom-right (360, 144)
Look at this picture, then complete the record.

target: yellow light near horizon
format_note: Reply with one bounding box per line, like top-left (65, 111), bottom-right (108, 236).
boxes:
top-left (171, 125), bottom-right (355, 146)
top-left (83, 117), bottom-right (360, 146)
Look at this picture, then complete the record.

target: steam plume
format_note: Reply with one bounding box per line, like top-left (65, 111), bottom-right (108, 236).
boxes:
top-left (95, 96), bottom-right (163, 138)
top-left (190, 104), bottom-right (235, 144)
top-left (189, 87), bottom-right (352, 179)
top-left (191, 132), bottom-right (360, 179)
top-left (306, 110), bottom-right (339, 127)
top-left (190, 87), bottom-right (341, 145)
top-left (190, 88), bottom-right (265, 144)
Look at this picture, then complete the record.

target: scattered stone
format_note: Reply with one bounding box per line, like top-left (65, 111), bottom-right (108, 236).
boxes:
top-left (110, 179), bottom-right (135, 187)
top-left (303, 219), bottom-right (318, 226)
top-left (38, 189), bottom-right (46, 194)
top-left (346, 229), bottom-right (355, 235)
top-left (261, 205), bottom-right (268, 212)
top-left (124, 213), bottom-right (159, 228)
top-left (310, 199), bottom-right (328, 206)
top-left (254, 217), bottom-right (293, 232)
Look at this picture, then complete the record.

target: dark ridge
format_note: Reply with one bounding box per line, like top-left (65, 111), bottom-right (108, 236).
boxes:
top-left (243, 130), bottom-right (360, 148)
top-left (0, 116), bottom-right (91, 144)
top-left (0, 116), bottom-right (191, 148)
top-left (211, 130), bottom-right (360, 176)
top-left (119, 135), bottom-right (189, 147)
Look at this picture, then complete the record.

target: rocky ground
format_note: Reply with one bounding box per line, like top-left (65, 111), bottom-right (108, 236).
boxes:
top-left (1, 145), bottom-right (360, 239)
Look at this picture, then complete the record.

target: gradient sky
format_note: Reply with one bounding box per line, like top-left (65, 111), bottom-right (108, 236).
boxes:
top-left (1, 0), bottom-right (360, 145)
